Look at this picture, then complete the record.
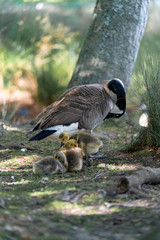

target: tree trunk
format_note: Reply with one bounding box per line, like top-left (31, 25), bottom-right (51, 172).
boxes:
top-left (68, 0), bottom-right (150, 89)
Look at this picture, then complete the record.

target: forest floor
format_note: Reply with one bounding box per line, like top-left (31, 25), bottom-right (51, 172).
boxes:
top-left (0, 120), bottom-right (160, 240)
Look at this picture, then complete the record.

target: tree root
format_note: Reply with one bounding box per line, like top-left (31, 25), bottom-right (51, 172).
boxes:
top-left (116, 167), bottom-right (160, 194)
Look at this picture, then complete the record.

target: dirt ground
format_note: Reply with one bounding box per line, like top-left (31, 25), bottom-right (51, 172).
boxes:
top-left (0, 119), bottom-right (160, 240)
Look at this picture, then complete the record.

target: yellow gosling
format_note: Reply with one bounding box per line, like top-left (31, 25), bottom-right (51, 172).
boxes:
top-left (62, 147), bottom-right (84, 172)
top-left (59, 131), bottom-right (103, 155)
top-left (62, 139), bottom-right (78, 149)
top-left (55, 139), bottom-right (84, 172)
top-left (58, 131), bottom-right (70, 145)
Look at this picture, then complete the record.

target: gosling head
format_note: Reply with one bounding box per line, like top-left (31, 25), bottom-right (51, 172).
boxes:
top-left (63, 139), bottom-right (78, 149)
top-left (54, 151), bottom-right (68, 169)
top-left (58, 131), bottom-right (71, 147)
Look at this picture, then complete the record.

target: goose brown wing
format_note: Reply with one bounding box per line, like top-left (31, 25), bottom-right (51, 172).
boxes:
top-left (36, 84), bottom-right (113, 130)
top-left (79, 91), bottom-right (114, 129)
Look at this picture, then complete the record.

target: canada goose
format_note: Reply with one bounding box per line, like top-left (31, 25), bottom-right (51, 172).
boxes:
top-left (33, 156), bottom-right (67, 174)
top-left (29, 78), bottom-right (126, 141)
top-left (59, 131), bottom-right (103, 155)
top-left (54, 139), bottom-right (84, 171)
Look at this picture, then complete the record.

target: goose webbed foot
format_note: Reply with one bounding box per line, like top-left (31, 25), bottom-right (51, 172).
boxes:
top-left (89, 154), bottom-right (106, 159)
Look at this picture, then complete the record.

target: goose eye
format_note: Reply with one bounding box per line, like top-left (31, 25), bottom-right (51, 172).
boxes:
top-left (74, 144), bottom-right (77, 147)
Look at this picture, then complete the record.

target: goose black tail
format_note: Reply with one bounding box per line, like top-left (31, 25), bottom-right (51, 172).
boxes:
top-left (29, 130), bottom-right (56, 141)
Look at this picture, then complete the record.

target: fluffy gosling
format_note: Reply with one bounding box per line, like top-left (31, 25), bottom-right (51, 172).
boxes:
top-left (61, 138), bottom-right (78, 149)
top-left (33, 156), bottom-right (67, 175)
top-left (54, 139), bottom-right (84, 172)
top-left (59, 131), bottom-right (103, 155)
top-left (59, 131), bottom-right (103, 166)
top-left (53, 151), bottom-right (68, 170)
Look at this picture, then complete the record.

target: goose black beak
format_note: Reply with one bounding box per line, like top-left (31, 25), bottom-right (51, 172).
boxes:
top-left (60, 142), bottom-right (64, 147)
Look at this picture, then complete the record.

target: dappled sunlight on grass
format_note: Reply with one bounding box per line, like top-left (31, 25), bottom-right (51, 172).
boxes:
top-left (0, 153), bottom-right (40, 171)
top-left (4, 179), bottom-right (32, 186)
top-left (1, 1), bottom-right (160, 238)
top-left (1, 124), bottom-right (160, 239)
top-left (106, 164), bottom-right (138, 171)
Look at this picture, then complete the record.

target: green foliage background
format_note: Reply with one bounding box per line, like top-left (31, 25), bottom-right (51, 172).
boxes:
top-left (1, 0), bottom-right (160, 123)
top-left (0, 0), bottom-right (94, 104)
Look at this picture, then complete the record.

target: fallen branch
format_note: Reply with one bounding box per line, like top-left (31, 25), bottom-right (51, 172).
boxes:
top-left (92, 170), bottom-right (109, 181)
top-left (116, 167), bottom-right (160, 194)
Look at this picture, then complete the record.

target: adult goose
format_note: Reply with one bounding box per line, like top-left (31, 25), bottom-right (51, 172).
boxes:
top-left (29, 78), bottom-right (126, 141)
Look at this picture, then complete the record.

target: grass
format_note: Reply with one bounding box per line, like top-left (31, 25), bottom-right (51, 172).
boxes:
top-left (127, 59), bottom-right (160, 150)
top-left (1, 2), bottom-right (160, 238)
top-left (1, 121), bottom-right (160, 239)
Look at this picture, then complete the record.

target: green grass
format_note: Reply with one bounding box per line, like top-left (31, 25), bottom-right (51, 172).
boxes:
top-left (127, 59), bottom-right (160, 149)
top-left (1, 2), bottom-right (160, 238)
top-left (1, 122), bottom-right (160, 239)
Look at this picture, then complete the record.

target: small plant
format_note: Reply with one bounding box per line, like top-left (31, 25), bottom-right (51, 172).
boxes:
top-left (128, 59), bottom-right (160, 149)
top-left (0, 98), bottom-right (17, 122)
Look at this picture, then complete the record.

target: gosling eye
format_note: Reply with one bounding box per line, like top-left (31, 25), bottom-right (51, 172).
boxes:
top-left (74, 144), bottom-right (77, 147)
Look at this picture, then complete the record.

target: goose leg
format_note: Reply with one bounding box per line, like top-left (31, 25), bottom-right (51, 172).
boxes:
top-left (83, 155), bottom-right (91, 167)
top-left (89, 150), bottom-right (106, 159)
top-left (83, 153), bottom-right (106, 167)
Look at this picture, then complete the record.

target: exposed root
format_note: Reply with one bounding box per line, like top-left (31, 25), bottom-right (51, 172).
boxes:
top-left (116, 167), bottom-right (160, 194)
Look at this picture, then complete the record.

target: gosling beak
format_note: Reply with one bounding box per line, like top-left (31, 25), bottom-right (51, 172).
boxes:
top-left (60, 142), bottom-right (64, 147)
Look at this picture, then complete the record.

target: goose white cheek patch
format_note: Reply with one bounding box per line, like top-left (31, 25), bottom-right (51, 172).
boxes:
top-left (110, 105), bottom-right (123, 114)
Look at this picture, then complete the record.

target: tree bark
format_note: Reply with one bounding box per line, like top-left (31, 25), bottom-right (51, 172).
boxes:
top-left (116, 167), bottom-right (160, 194)
top-left (68, 0), bottom-right (150, 89)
